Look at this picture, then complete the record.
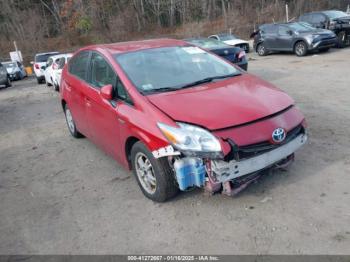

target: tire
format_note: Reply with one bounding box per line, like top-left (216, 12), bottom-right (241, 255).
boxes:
top-left (319, 48), bottom-right (330, 53)
top-left (64, 104), bottom-right (84, 138)
top-left (46, 78), bottom-right (52, 86)
top-left (337, 31), bottom-right (347, 48)
top-left (257, 43), bottom-right (267, 56)
top-left (37, 77), bottom-right (43, 84)
top-left (5, 77), bottom-right (11, 88)
top-left (54, 82), bottom-right (59, 91)
top-left (131, 141), bottom-right (179, 202)
top-left (294, 41), bottom-right (308, 57)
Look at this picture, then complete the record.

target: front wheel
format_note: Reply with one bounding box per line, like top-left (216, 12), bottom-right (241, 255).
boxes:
top-left (5, 77), bottom-right (11, 88)
top-left (337, 31), bottom-right (347, 48)
top-left (294, 41), bottom-right (308, 56)
top-left (64, 104), bottom-right (84, 138)
top-left (131, 141), bottom-right (179, 202)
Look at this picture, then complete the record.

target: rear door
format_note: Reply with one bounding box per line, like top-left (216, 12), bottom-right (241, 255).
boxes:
top-left (65, 51), bottom-right (91, 137)
top-left (275, 25), bottom-right (294, 51)
top-left (261, 25), bottom-right (278, 49)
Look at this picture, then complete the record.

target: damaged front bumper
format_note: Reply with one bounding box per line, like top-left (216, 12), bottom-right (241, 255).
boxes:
top-left (211, 133), bottom-right (307, 183)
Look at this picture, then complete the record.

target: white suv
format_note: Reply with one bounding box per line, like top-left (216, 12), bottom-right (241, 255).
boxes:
top-left (32, 52), bottom-right (59, 84)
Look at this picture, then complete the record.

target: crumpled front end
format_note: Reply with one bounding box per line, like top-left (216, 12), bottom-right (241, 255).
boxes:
top-left (152, 105), bottom-right (307, 196)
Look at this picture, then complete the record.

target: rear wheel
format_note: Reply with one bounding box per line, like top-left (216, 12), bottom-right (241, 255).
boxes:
top-left (37, 77), bottom-right (43, 84)
top-left (257, 43), bottom-right (267, 56)
top-left (54, 82), bottom-right (59, 91)
top-left (294, 41), bottom-right (307, 57)
top-left (131, 141), bottom-right (179, 202)
top-left (64, 104), bottom-right (84, 138)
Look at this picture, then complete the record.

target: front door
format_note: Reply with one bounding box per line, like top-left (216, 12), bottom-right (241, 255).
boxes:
top-left (84, 52), bottom-right (122, 160)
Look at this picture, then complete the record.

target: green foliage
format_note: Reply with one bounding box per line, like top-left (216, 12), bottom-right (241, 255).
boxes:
top-left (75, 16), bottom-right (92, 34)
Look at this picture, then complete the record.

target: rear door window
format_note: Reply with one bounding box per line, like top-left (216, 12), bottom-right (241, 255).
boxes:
top-left (35, 53), bottom-right (59, 63)
top-left (68, 51), bottom-right (90, 81)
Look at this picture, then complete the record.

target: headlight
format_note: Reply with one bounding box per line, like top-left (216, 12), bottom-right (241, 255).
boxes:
top-left (157, 122), bottom-right (222, 158)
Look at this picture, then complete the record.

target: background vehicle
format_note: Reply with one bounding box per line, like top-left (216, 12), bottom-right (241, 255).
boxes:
top-left (52, 54), bottom-right (72, 91)
top-left (185, 38), bottom-right (248, 70)
top-left (209, 33), bottom-right (250, 52)
top-left (2, 61), bottom-right (27, 81)
top-left (299, 10), bottom-right (350, 47)
top-left (44, 53), bottom-right (72, 89)
top-left (184, 38), bottom-right (248, 71)
top-left (253, 22), bottom-right (337, 56)
top-left (0, 62), bottom-right (11, 88)
top-left (60, 39), bottom-right (306, 202)
top-left (32, 52), bottom-right (59, 84)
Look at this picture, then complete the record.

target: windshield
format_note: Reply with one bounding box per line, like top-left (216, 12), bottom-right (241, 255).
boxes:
top-left (115, 46), bottom-right (240, 94)
top-left (35, 53), bottom-right (59, 63)
top-left (187, 38), bottom-right (229, 49)
top-left (219, 34), bottom-right (237, 41)
top-left (3, 62), bottom-right (16, 69)
top-left (288, 22), bottom-right (315, 32)
top-left (324, 11), bottom-right (348, 19)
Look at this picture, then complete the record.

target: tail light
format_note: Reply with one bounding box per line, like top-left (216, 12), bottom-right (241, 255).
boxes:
top-left (237, 50), bottom-right (246, 60)
top-left (34, 63), bottom-right (39, 69)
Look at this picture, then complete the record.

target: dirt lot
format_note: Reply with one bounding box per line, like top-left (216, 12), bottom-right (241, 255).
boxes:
top-left (0, 49), bottom-right (350, 255)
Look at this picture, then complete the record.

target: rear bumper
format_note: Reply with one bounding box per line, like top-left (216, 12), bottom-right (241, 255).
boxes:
top-left (211, 133), bottom-right (307, 183)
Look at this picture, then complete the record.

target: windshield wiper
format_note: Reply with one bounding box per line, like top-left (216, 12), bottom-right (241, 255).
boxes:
top-left (141, 72), bottom-right (241, 94)
top-left (179, 73), bottom-right (241, 89)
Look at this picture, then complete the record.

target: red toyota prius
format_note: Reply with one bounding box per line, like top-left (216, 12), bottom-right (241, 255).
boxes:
top-left (60, 39), bottom-right (307, 202)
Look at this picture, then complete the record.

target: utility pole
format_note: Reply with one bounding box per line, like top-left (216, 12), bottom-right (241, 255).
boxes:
top-left (286, 3), bottom-right (289, 22)
top-left (13, 41), bottom-right (21, 62)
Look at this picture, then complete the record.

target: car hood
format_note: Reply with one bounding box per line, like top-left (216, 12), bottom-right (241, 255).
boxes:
top-left (6, 68), bottom-right (19, 74)
top-left (223, 39), bottom-right (249, 46)
top-left (298, 29), bottom-right (335, 37)
top-left (147, 74), bottom-right (294, 130)
top-left (334, 16), bottom-right (350, 22)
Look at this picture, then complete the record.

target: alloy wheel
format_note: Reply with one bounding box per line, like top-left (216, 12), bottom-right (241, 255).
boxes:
top-left (65, 107), bottom-right (75, 134)
top-left (135, 152), bottom-right (157, 194)
top-left (295, 43), bottom-right (305, 56)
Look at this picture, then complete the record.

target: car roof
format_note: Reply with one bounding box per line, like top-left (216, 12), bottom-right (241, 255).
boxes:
top-left (80, 38), bottom-right (188, 55)
top-left (35, 52), bottom-right (59, 56)
top-left (2, 61), bottom-right (17, 64)
top-left (48, 53), bottom-right (73, 60)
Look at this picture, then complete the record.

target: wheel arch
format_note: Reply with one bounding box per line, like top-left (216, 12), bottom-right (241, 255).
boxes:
top-left (125, 136), bottom-right (140, 170)
top-left (293, 39), bottom-right (307, 51)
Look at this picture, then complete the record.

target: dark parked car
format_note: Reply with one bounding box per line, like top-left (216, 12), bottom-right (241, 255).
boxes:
top-left (253, 22), bottom-right (337, 56)
top-left (0, 62), bottom-right (11, 88)
top-left (299, 10), bottom-right (350, 47)
top-left (185, 38), bottom-right (248, 71)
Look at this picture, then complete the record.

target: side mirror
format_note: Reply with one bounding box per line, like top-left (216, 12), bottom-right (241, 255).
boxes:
top-left (100, 84), bottom-right (113, 100)
top-left (288, 30), bottom-right (293, 35)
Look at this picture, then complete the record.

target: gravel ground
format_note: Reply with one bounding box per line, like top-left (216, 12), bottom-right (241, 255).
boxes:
top-left (0, 48), bottom-right (349, 255)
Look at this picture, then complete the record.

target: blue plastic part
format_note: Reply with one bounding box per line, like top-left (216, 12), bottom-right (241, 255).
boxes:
top-left (174, 158), bottom-right (206, 191)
